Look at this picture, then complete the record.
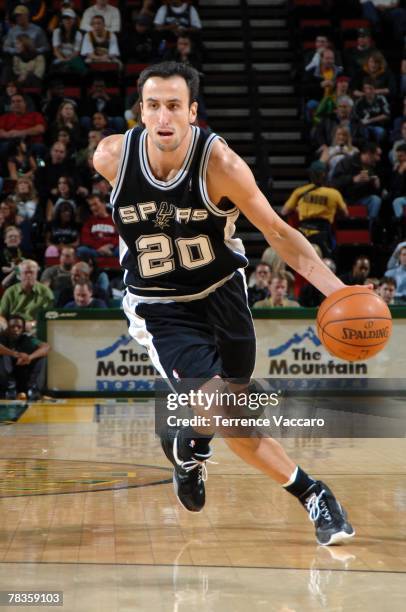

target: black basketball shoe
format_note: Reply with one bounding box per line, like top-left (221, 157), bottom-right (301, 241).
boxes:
top-left (299, 481), bottom-right (355, 546)
top-left (161, 428), bottom-right (214, 512)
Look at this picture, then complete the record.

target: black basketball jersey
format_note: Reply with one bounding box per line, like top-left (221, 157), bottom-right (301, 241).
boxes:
top-left (111, 126), bottom-right (248, 300)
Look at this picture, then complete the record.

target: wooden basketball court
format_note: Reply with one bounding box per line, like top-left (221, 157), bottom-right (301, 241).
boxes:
top-left (0, 398), bottom-right (405, 611)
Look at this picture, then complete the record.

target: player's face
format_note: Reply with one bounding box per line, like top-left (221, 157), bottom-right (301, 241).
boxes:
top-left (141, 76), bottom-right (197, 153)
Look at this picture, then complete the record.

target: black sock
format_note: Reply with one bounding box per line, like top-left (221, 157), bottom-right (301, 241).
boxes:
top-left (283, 466), bottom-right (315, 499)
top-left (178, 426), bottom-right (214, 458)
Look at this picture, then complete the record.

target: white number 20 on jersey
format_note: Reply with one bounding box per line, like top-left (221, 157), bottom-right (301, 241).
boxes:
top-left (136, 233), bottom-right (215, 278)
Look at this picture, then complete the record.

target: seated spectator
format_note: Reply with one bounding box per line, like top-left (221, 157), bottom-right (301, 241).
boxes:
top-left (281, 161), bottom-right (348, 256)
top-left (78, 253), bottom-right (111, 296)
top-left (0, 225), bottom-right (26, 289)
top-left (88, 111), bottom-right (115, 135)
top-left (331, 141), bottom-right (382, 231)
top-left (40, 245), bottom-right (76, 301)
top-left (361, 0), bottom-right (406, 43)
top-left (3, 5), bottom-right (50, 56)
top-left (64, 280), bottom-right (107, 308)
top-left (79, 79), bottom-right (125, 134)
top-left (344, 28), bottom-right (377, 78)
top-left (75, 130), bottom-right (103, 168)
top-left (13, 176), bottom-right (40, 221)
top-left (386, 243), bottom-right (406, 301)
top-left (312, 95), bottom-right (367, 149)
top-left (304, 35), bottom-right (334, 74)
top-left (120, 13), bottom-right (154, 63)
top-left (339, 255), bottom-right (371, 285)
top-left (7, 138), bottom-right (37, 180)
top-left (80, 0), bottom-right (121, 33)
top-left (56, 261), bottom-right (108, 306)
top-left (6, 34), bottom-right (46, 87)
top-left (312, 75), bottom-right (352, 125)
top-left (124, 99), bottom-right (141, 130)
top-left (391, 96), bottom-right (406, 142)
top-left (0, 314), bottom-right (50, 401)
top-left (0, 93), bottom-right (46, 159)
top-left (49, 100), bottom-right (82, 148)
top-left (77, 193), bottom-right (119, 258)
top-left (389, 120), bottom-right (406, 166)
top-left (46, 175), bottom-right (78, 222)
top-left (47, 0), bottom-right (80, 32)
top-left (352, 51), bottom-right (396, 100)
top-left (0, 259), bottom-right (54, 332)
top-left (154, 0), bottom-right (202, 49)
top-left (41, 80), bottom-right (67, 125)
top-left (53, 128), bottom-right (76, 162)
top-left (303, 49), bottom-right (343, 122)
top-left (0, 196), bottom-right (20, 237)
top-left (35, 141), bottom-right (75, 202)
top-left (388, 144), bottom-right (406, 239)
top-left (376, 276), bottom-right (396, 305)
top-left (81, 15), bottom-right (121, 67)
top-left (51, 8), bottom-right (86, 75)
top-left (319, 127), bottom-right (359, 180)
top-left (252, 272), bottom-right (300, 309)
top-left (45, 201), bottom-right (80, 256)
top-left (354, 78), bottom-right (390, 143)
top-left (247, 262), bottom-right (271, 308)
top-left (0, 81), bottom-right (33, 114)
top-left (299, 257), bottom-right (336, 307)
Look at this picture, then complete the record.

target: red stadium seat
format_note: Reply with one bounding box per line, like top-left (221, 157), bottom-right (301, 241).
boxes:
top-left (125, 63), bottom-right (150, 77)
top-left (299, 19), bottom-right (332, 29)
top-left (336, 229), bottom-right (371, 244)
top-left (88, 62), bottom-right (120, 72)
top-left (347, 206), bottom-right (368, 219)
top-left (340, 19), bottom-right (371, 31)
top-left (64, 87), bottom-right (81, 99)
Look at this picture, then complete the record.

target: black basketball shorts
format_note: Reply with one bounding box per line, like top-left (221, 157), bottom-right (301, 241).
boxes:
top-left (122, 271), bottom-right (256, 386)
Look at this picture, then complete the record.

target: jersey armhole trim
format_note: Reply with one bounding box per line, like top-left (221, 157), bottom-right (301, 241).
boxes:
top-left (110, 129), bottom-right (132, 205)
top-left (199, 134), bottom-right (238, 217)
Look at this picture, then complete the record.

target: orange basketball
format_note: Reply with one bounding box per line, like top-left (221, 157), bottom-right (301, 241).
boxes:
top-left (317, 286), bottom-right (392, 362)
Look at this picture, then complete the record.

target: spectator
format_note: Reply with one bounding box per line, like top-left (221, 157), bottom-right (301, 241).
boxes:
top-left (360, 0), bottom-right (406, 43)
top-left (352, 51), bottom-right (396, 100)
top-left (81, 15), bottom-right (121, 66)
top-left (303, 49), bottom-right (343, 122)
top-left (45, 175), bottom-right (78, 222)
top-left (7, 138), bottom-right (37, 180)
top-left (304, 35), bottom-right (334, 73)
top-left (299, 258), bottom-right (337, 307)
top-left (7, 34), bottom-right (46, 87)
top-left (312, 75), bottom-right (352, 125)
top-left (247, 262), bottom-right (271, 307)
top-left (389, 120), bottom-right (406, 166)
top-left (88, 111), bottom-right (115, 135)
top-left (13, 176), bottom-right (39, 221)
top-left (0, 93), bottom-right (46, 159)
top-left (391, 96), bottom-right (406, 142)
top-left (79, 79), bottom-right (125, 134)
top-left (0, 81), bottom-right (34, 114)
top-left (77, 253), bottom-right (111, 296)
top-left (40, 245), bottom-right (76, 299)
top-left (35, 141), bottom-right (74, 202)
top-left (51, 8), bottom-right (86, 75)
top-left (40, 79), bottom-right (67, 124)
top-left (344, 28), bottom-right (377, 78)
top-left (281, 161), bottom-right (348, 256)
top-left (0, 259), bottom-right (54, 331)
top-left (312, 95), bottom-right (367, 149)
top-left (154, 0), bottom-right (202, 48)
top-left (319, 126), bottom-right (359, 180)
top-left (339, 255), bottom-right (371, 285)
top-left (0, 197), bottom-right (19, 235)
top-left (386, 244), bottom-right (406, 301)
top-left (77, 193), bottom-right (119, 258)
top-left (0, 225), bottom-right (26, 289)
top-left (80, 0), bottom-right (121, 34)
top-left (56, 261), bottom-right (108, 306)
top-left (252, 272), bottom-right (300, 308)
top-left (75, 130), bottom-right (103, 168)
top-left (64, 280), bottom-right (107, 308)
top-left (376, 276), bottom-right (396, 305)
top-left (50, 100), bottom-right (82, 148)
top-left (354, 78), bottom-right (390, 143)
top-left (331, 141), bottom-right (382, 230)
top-left (53, 128), bottom-right (76, 162)
top-left (388, 143), bottom-right (406, 238)
top-left (120, 13), bottom-right (154, 63)
top-left (3, 5), bottom-right (50, 56)
top-left (45, 201), bottom-right (80, 256)
top-left (0, 314), bottom-right (50, 401)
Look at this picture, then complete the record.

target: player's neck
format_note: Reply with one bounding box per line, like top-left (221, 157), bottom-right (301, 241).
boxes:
top-left (145, 127), bottom-right (193, 181)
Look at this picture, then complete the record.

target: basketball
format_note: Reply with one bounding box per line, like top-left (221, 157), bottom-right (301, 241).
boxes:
top-left (317, 286), bottom-right (392, 362)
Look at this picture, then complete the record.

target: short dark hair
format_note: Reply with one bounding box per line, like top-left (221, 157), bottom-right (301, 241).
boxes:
top-left (359, 141), bottom-right (378, 155)
top-left (138, 61), bottom-right (200, 105)
top-left (7, 314), bottom-right (26, 330)
top-left (397, 143), bottom-right (406, 154)
top-left (91, 14), bottom-right (105, 23)
top-left (379, 276), bottom-right (396, 288)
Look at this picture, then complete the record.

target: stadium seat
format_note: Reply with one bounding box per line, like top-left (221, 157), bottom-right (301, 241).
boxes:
top-left (336, 229), bottom-right (371, 244)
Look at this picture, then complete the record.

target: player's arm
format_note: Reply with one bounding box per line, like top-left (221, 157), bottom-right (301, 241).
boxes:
top-left (93, 134), bottom-right (124, 186)
top-left (207, 142), bottom-right (345, 297)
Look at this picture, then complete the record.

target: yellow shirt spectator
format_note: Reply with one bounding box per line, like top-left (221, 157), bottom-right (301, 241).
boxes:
top-left (282, 183), bottom-right (348, 224)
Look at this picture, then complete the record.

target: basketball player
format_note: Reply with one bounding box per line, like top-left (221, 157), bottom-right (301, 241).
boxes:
top-left (93, 62), bottom-right (355, 546)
